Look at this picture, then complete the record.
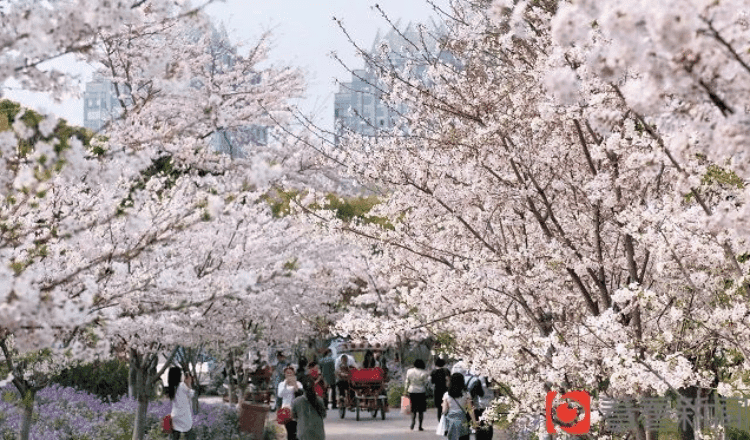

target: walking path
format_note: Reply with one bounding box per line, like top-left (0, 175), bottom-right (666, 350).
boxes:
top-left (325, 406), bottom-right (442, 439)
top-left (200, 396), bottom-right (506, 439)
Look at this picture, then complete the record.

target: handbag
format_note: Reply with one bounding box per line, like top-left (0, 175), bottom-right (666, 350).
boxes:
top-left (436, 414), bottom-right (447, 436)
top-left (276, 407), bottom-right (292, 425)
top-left (400, 396), bottom-right (411, 415)
top-left (162, 414), bottom-right (172, 433)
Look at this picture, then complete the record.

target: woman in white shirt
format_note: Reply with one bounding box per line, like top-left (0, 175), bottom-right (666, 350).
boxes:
top-left (167, 367), bottom-right (195, 440)
top-left (277, 366), bottom-right (303, 440)
top-left (404, 358), bottom-right (429, 431)
top-left (441, 373), bottom-right (476, 440)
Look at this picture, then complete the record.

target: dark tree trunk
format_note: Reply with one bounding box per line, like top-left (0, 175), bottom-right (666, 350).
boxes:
top-left (129, 358), bottom-right (137, 399)
top-left (131, 360), bottom-right (151, 440)
top-left (129, 346), bottom-right (178, 440)
top-left (132, 395), bottom-right (150, 440)
top-left (19, 388), bottom-right (36, 440)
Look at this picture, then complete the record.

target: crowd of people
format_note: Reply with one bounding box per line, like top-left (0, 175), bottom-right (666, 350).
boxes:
top-left (163, 351), bottom-right (494, 440)
top-left (268, 349), bottom-right (495, 440)
top-left (404, 358), bottom-right (494, 440)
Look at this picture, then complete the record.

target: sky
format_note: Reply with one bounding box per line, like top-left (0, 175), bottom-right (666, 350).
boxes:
top-left (2, 0), bottom-right (449, 131)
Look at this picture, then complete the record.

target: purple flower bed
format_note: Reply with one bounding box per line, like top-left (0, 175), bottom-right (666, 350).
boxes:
top-left (0, 384), bottom-right (244, 439)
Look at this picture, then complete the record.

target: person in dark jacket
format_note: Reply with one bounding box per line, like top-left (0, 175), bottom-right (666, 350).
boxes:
top-left (362, 350), bottom-right (376, 368)
top-left (296, 356), bottom-right (309, 382)
top-left (292, 376), bottom-right (327, 440)
top-left (430, 358), bottom-right (451, 422)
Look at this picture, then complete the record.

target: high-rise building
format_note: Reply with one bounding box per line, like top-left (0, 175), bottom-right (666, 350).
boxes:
top-left (82, 24), bottom-right (268, 157)
top-left (83, 76), bottom-right (127, 132)
top-left (333, 22), bottom-right (451, 145)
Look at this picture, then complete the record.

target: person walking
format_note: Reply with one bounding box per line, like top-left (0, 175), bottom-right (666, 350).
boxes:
top-left (442, 373), bottom-right (476, 440)
top-left (466, 373), bottom-right (494, 440)
top-left (166, 367), bottom-right (195, 440)
top-left (307, 361), bottom-right (325, 399)
top-left (404, 359), bottom-right (429, 431)
top-left (278, 366), bottom-right (302, 440)
top-left (292, 376), bottom-right (327, 440)
top-left (431, 358), bottom-right (451, 422)
top-left (296, 356), bottom-right (309, 382)
top-left (272, 352), bottom-right (291, 409)
top-left (319, 349), bottom-right (336, 408)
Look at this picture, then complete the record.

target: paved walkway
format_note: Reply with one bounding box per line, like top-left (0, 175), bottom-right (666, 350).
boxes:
top-left (199, 396), bottom-right (503, 439)
top-left (325, 406), bottom-right (441, 439)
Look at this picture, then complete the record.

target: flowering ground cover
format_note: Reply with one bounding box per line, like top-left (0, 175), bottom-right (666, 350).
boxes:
top-left (0, 384), bottom-right (269, 439)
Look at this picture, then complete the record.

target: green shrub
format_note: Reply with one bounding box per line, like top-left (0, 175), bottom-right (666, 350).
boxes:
top-left (387, 381), bottom-right (436, 409)
top-left (729, 427), bottom-right (750, 440)
top-left (388, 382), bottom-right (405, 408)
top-left (52, 359), bottom-right (129, 403)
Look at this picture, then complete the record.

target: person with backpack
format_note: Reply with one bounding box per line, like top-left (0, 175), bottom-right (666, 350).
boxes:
top-left (292, 375), bottom-right (327, 440)
top-left (466, 372), bottom-right (494, 440)
top-left (442, 373), bottom-right (477, 440)
top-left (166, 366), bottom-right (195, 440)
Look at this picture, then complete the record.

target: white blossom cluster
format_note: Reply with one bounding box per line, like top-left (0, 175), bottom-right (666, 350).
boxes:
top-left (323, 0), bottom-right (750, 436)
top-left (1, 3), bottom-right (362, 439)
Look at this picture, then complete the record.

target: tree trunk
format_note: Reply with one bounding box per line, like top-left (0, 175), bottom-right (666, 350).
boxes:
top-left (129, 361), bottom-right (137, 399)
top-left (128, 346), bottom-right (178, 440)
top-left (236, 362), bottom-right (248, 405)
top-left (227, 355), bottom-right (236, 404)
top-left (192, 388), bottom-right (200, 414)
top-left (129, 349), bottom-right (139, 399)
top-left (19, 389), bottom-right (36, 440)
top-left (131, 365), bottom-right (151, 440)
top-left (132, 396), bottom-right (150, 440)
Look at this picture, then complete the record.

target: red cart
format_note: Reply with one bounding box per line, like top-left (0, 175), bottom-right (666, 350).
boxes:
top-left (338, 367), bottom-right (388, 420)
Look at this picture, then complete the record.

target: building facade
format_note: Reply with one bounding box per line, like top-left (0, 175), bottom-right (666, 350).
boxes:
top-left (82, 26), bottom-right (268, 157)
top-left (83, 76), bottom-right (126, 132)
top-left (333, 22), bottom-right (450, 145)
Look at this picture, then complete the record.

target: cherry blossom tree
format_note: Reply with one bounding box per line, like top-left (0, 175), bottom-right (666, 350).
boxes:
top-left (316, 1), bottom-right (750, 439)
top-left (0, 1), bottom-right (341, 438)
top-left (74, 12), bottom-right (368, 439)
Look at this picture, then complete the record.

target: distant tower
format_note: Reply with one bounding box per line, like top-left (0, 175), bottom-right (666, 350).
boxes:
top-left (333, 22), bottom-right (449, 145)
top-left (82, 76), bottom-right (125, 132)
top-left (82, 24), bottom-right (269, 157)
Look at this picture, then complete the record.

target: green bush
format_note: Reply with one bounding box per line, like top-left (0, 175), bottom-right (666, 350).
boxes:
top-left (387, 382), bottom-right (435, 409)
top-left (52, 359), bottom-right (129, 403)
top-left (388, 382), bottom-right (405, 408)
top-left (729, 427), bottom-right (750, 440)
